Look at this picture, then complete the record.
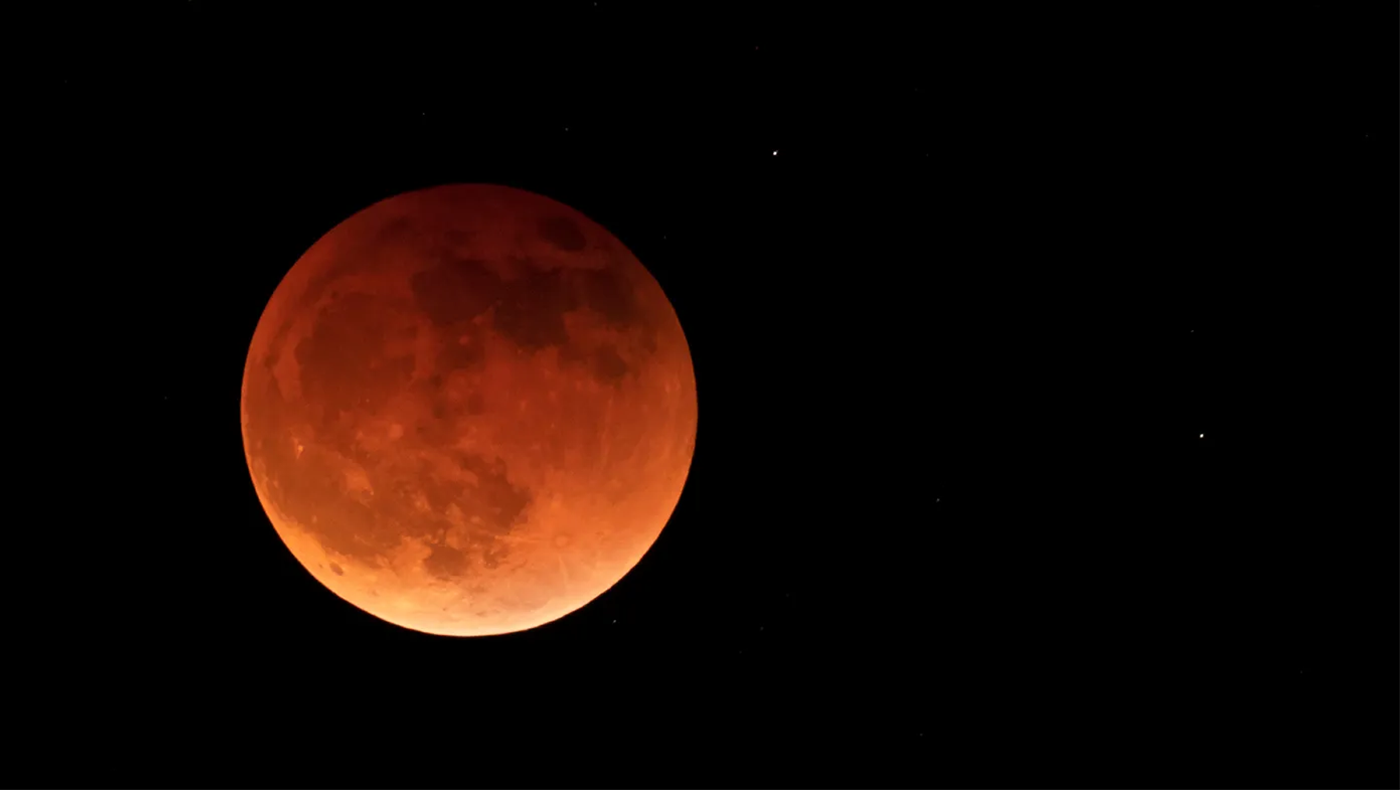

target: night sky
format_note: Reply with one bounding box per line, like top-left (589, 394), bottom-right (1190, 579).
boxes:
top-left (18, 3), bottom-right (1395, 788)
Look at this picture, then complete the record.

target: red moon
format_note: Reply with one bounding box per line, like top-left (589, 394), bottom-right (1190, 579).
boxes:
top-left (240, 184), bottom-right (698, 636)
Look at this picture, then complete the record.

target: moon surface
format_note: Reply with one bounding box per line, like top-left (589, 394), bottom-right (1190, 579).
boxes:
top-left (240, 184), bottom-right (698, 636)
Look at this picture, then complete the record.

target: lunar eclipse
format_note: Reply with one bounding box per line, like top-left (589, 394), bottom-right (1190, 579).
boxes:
top-left (240, 184), bottom-right (698, 636)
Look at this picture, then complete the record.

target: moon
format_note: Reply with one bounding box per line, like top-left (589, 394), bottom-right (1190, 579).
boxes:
top-left (240, 184), bottom-right (698, 636)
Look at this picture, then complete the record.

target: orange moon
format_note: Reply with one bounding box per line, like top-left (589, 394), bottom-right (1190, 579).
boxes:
top-left (240, 184), bottom-right (698, 636)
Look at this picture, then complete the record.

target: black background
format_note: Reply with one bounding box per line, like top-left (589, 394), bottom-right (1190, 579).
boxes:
top-left (16, 3), bottom-right (1395, 787)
